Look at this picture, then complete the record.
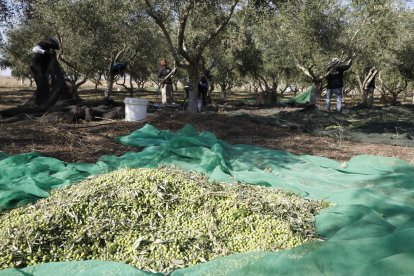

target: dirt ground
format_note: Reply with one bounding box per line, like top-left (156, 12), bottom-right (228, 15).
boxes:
top-left (1, 82), bottom-right (414, 165)
top-left (1, 105), bottom-right (414, 165)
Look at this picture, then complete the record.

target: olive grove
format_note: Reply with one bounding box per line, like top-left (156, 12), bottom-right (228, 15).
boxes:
top-left (1, 0), bottom-right (414, 113)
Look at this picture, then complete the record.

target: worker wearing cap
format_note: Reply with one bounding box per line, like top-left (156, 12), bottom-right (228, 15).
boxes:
top-left (325, 57), bottom-right (352, 112)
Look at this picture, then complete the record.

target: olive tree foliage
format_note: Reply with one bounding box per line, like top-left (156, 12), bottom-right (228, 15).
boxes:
top-left (273, 0), bottom-right (349, 105)
top-left (0, 0), bottom-right (29, 67)
top-left (394, 29), bottom-right (414, 81)
top-left (0, 0), bottom-right (10, 21)
top-left (388, 8), bottom-right (414, 104)
top-left (348, 0), bottom-right (408, 106)
top-left (27, 0), bottom-right (144, 97)
top-left (140, 0), bottom-right (240, 113)
top-left (202, 20), bottom-right (250, 99)
top-left (1, 26), bottom-right (36, 79)
top-left (120, 20), bottom-right (167, 95)
top-left (0, 0), bottom-right (10, 49)
top-left (201, 2), bottom-right (291, 103)
top-left (0, 0), bottom-right (15, 47)
top-left (1, 1), bottom-right (55, 80)
top-left (109, 12), bottom-right (167, 96)
top-left (3, 0), bottom-right (118, 91)
top-left (236, 7), bottom-right (301, 104)
top-left (3, 0), bottom-right (162, 99)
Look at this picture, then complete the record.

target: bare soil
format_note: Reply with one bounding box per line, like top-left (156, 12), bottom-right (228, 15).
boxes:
top-left (1, 84), bottom-right (414, 165)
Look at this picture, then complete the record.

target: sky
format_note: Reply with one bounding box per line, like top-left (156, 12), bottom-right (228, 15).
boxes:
top-left (0, 68), bottom-right (11, 77)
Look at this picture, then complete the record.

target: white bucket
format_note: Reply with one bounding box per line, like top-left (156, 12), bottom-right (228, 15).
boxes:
top-left (124, 97), bottom-right (149, 121)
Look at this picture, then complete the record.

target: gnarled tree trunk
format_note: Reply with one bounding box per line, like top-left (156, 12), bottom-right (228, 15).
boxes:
top-left (356, 67), bottom-right (378, 107)
top-left (296, 64), bottom-right (325, 108)
top-left (378, 72), bottom-right (407, 106)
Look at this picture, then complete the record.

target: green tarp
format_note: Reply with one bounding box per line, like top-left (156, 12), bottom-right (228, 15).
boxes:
top-left (1, 124), bottom-right (414, 275)
top-left (281, 86), bottom-right (312, 105)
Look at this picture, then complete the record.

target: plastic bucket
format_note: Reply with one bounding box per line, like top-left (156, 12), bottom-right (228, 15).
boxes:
top-left (124, 97), bottom-right (149, 121)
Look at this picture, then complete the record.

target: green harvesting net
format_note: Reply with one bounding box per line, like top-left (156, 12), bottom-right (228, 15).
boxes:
top-left (1, 124), bottom-right (414, 275)
top-left (281, 86), bottom-right (312, 105)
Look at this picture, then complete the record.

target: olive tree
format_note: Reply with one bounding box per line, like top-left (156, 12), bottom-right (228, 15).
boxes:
top-left (29, 0), bottom-right (136, 98)
top-left (239, 8), bottom-right (300, 104)
top-left (118, 17), bottom-right (167, 95)
top-left (4, 0), bottom-right (163, 102)
top-left (276, 0), bottom-right (350, 106)
top-left (140, 0), bottom-right (240, 113)
top-left (0, 26), bottom-right (36, 81)
top-left (203, 20), bottom-right (251, 99)
top-left (349, 0), bottom-right (406, 106)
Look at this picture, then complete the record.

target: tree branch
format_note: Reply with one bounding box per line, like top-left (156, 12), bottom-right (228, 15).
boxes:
top-left (177, 2), bottom-right (194, 62)
top-left (296, 63), bottom-right (319, 81)
top-left (144, 0), bottom-right (182, 63)
top-left (363, 67), bottom-right (378, 90)
top-left (196, 0), bottom-right (240, 59)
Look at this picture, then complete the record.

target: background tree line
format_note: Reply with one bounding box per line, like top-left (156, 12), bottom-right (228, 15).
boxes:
top-left (1, 0), bottom-right (414, 112)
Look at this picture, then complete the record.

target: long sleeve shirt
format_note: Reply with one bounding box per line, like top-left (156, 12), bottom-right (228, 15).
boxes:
top-left (326, 59), bottom-right (352, 89)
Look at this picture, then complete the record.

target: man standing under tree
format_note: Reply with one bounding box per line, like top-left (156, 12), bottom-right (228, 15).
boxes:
top-left (157, 58), bottom-right (175, 105)
top-left (197, 72), bottom-right (209, 112)
top-left (325, 57), bottom-right (353, 112)
top-left (30, 37), bottom-right (61, 107)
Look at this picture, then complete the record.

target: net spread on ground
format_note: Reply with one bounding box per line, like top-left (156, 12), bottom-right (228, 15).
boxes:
top-left (1, 124), bottom-right (413, 275)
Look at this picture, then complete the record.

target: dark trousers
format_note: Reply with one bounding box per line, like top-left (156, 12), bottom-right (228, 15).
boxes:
top-left (30, 62), bottom-right (50, 106)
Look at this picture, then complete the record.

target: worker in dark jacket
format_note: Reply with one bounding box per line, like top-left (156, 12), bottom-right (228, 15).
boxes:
top-left (325, 57), bottom-right (352, 112)
top-left (110, 62), bottom-right (127, 77)
top-left (29, 37), bottom-right (60, 107)
top-left (197, 73), bottom-right (209, 112)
